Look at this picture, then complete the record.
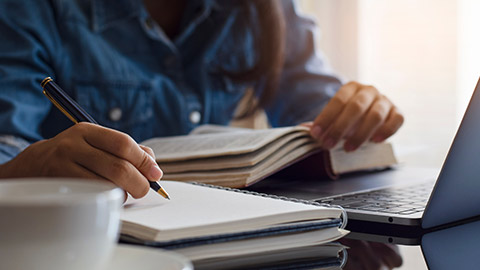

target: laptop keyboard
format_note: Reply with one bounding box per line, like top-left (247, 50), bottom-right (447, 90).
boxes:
top-left (316, 182), bottom-right (434, 215)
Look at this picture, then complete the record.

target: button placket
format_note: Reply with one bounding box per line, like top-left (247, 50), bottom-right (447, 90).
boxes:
top-left (164, 55), bottom-right (177, 69)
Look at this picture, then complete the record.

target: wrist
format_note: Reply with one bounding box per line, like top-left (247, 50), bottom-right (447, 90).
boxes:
top-left (0, 160), bottom-right (16, 179)
top-left (0, 163), bottom-right (7, 178)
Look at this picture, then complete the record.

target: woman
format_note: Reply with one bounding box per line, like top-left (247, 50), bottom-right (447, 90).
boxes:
top-left (0, 0), bottom-right (403, 199)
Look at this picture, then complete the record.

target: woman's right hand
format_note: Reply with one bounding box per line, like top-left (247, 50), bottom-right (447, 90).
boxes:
top-left (0, 122), bottom-right (162, 198)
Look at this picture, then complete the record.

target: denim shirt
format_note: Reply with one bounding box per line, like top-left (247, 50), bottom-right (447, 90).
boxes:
top-left (0, 0), bottom-right (342, 164)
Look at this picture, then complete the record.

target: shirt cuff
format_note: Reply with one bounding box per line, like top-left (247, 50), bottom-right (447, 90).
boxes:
top-left (0, 135), bottom-right (30, 164)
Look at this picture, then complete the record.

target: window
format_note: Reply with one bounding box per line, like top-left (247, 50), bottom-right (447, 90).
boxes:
top-left (298, 0), bottom-right (480, 167)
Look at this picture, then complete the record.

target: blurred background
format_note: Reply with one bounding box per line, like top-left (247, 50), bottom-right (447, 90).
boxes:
top-left (297, 0), bottom-right (480, 168)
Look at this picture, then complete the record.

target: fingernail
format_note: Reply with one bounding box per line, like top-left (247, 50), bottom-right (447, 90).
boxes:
top-left (150, 164), bottom-right (163, 181)
top-left (323, 138), bottom-right (336, 149)
top-left (311, 125), bottom-right (322, 139)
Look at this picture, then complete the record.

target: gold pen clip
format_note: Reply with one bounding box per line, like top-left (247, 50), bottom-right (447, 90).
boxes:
top-left (41, 77), bottom-right (78, 124)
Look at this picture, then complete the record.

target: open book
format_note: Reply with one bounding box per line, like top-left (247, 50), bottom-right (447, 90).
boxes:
top-left (120, 181), bottom-right (347, 265)
top-left (142, 125), bottom-right (398, 188)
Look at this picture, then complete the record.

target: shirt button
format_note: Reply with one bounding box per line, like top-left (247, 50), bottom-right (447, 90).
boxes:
top-left (109, 107), bottom-right (122, 122)
top-left (189, 111), bottom-right (201, 124)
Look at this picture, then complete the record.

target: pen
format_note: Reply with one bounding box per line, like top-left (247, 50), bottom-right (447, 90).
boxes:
top-left (41, 77), bottom-right (170, 200)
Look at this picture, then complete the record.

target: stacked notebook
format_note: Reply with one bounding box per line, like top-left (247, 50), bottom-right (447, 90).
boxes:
top-left (120, 181), bottom-right (348, 268)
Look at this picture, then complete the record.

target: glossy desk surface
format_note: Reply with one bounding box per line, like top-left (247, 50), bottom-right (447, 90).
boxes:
top-left (246, 166), bottom-right (477, 270)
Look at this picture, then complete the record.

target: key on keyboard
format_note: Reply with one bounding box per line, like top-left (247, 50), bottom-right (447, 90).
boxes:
top-left (316, 182), bottom-right (434, 215)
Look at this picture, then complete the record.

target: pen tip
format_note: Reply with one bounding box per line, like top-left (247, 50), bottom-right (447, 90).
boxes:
top-left (157, 188), bottom-right (171, 200)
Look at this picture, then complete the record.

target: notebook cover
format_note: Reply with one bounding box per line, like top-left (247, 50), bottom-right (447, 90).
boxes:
top-left (119, 218), bottom-right (342, 249)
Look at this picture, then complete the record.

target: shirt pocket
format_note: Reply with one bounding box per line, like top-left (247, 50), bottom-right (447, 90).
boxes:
top-left (73, 79), bottom-right (154, 141)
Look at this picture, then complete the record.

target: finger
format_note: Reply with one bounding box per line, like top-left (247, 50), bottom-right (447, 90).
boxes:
top-left (74, 140), bottom-right (151, 198)
top-left (344, 96), bottom-right (391, 151)
top-left (321, 85), bottom-right (378, 149)
top-left (299, 121), bottom-right (313, 128)
top-left (139, 145), bottom-right (164, 181)
top-left (140, 145), bottom-right (155, 159)
top-left (71, 163), bottom-right (129, 202)
top-left (43, 157), bottom-right (104, 180)
top-left (78, 123), bottom-right (162, 182)
top-left (311, 82), bottom-right (358, 139)
top-left (69, 163), bottom-right (104, 179)
top-left (371, 107), bottom-right (404, 143)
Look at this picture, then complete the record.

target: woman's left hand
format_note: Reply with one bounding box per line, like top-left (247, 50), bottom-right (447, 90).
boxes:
top-left (310, 81), bottom-right (404, 151)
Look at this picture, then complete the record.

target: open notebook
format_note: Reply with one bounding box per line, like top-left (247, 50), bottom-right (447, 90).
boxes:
top-left (120, 181), bottom-right (347, 262)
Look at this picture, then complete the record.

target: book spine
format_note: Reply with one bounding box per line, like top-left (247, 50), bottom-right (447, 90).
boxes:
top-left (190, 182), bottom-right (348, 229)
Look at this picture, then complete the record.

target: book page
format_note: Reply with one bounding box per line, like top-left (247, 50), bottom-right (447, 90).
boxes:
top-left (189, 124), bottom-right (250, 135)
top-left (329, 142), bottom-right (398, 174)
top-left (162, 140), bottom-right (320, 188)
top-left (160, 133), bottom-right (312, 173)
top-left (142, 126), bottom-right (309, 161)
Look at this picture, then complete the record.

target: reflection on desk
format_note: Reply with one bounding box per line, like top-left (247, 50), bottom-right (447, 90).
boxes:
top-left (341, 218), bottom-right (480, 270)
top-left (193, 242), bottom-right (347, 270)
top-left (180, 238), bottom-right (420, 270)
top-left (422, 219), bottom-right (480, 269)
top-left (340, 239), bottom-right (403, 270)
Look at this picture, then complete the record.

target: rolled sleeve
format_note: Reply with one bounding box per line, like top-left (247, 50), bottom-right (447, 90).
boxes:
top-left (0, 135), bottom-right (30, 164)
top-left (265, 0), bottom-right (343, 127)
top-left (0, 1), bottom-right (61, 145)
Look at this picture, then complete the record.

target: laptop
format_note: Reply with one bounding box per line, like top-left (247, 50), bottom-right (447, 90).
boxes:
top-left (249, 78), bottom-right (480, 245)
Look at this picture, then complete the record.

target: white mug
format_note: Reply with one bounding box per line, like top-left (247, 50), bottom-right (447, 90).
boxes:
top-left (0, 178), bottom-right (124, 270)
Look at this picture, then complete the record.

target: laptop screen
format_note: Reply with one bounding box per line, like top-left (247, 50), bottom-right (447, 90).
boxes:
top-left (423, 78), bottom-right (480, 229)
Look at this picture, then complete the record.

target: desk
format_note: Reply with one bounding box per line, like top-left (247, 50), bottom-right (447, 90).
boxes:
top-left (341, 217), bottom-right (480, 269)
top-left (122, 165), bottom-right (475, 269)
top-left (245, 166), bottom-right (449, 270)
top-left (342, 240), bottom-right (426, 269)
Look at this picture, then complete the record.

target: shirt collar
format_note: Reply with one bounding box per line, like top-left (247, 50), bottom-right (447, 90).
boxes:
top-left (175, 0), bottom-right (215, 44)
top-left (91, 0), bottom-right (143, 32)
top-left (90, 0), bottom-right (237, 39)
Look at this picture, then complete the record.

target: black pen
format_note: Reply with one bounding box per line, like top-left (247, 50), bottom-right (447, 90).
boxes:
top-left (41, 77), bottom-right (170, 200)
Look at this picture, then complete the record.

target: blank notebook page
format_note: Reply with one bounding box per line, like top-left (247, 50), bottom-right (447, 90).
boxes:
top-left (121, 181), bottom-right (342, 241)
